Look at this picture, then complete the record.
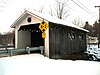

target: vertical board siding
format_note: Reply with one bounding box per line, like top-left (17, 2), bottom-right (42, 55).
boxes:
top-left (49, 22), bottom-right (87, 59)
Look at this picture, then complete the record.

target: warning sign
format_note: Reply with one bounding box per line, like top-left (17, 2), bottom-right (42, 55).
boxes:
top-left (39, 20), bottom-right (48, 32)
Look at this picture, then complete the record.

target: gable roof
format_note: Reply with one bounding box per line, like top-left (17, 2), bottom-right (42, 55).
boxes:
top-left (11, 10), bottom-right (88, 32)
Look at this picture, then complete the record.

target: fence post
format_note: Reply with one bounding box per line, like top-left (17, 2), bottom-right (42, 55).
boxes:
top-left (39, 46), bottom-right (44, 54)
top-left (9, 49), bottom-right (12, 57)
top-left (28, 48), bottom-right (30, 54)
top-left (26, 47), bottom-right (30, 54)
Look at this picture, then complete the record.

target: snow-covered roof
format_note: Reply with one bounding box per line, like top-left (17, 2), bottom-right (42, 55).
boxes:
top-left (11, 10), bottom-right (88, 32)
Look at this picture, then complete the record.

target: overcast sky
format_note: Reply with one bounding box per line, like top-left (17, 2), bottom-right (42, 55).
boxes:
top-left (0, 0), bottom-right (100, 33)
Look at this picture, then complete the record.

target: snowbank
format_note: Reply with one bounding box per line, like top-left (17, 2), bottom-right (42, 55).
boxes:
top-left (0, 54), bottom-right (100, 75)
top-left (87, 45), bottom-right (100, 60)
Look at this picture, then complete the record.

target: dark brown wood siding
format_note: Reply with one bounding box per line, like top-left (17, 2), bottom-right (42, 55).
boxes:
top-left (49, 22), bottom-right (87, 59)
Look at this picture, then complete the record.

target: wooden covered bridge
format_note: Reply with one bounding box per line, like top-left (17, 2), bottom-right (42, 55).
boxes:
top-left (11, 10), bottom-right (88, 59)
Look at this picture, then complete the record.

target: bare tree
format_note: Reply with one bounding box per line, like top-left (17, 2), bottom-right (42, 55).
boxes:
top-left (0, 29), bottom-right (15, 45)
top-left (72, 18), bottom-right (84, 27)
top-left (48, 5), bottom-right (54, 16)
top-left (38, 5), bottom-right (45, 13)
top-left (32, 5), bottom-right (45, 13)
top-left (0, 0), bottom-right (8, 7)
top-left (49, 0), bottom-right (70, 20)
top-left (0, 0), bottom-right (8, 11)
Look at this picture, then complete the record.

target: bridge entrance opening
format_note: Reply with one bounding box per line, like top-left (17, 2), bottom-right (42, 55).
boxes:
top-left (19, 23), bottom-right (44, 48)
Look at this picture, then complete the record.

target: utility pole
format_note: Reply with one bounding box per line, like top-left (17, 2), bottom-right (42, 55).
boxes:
top-left (95, 6), bottom-right (100, 48)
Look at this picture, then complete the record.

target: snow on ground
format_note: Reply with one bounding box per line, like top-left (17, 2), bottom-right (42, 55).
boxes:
top-left (87, 45), bottom-right (100, 60)
top-left (0, 54), bottom-right (100, 75)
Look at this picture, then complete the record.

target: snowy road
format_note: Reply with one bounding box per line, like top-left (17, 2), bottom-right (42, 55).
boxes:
top-left (0, 54), bottom-right (100, 75)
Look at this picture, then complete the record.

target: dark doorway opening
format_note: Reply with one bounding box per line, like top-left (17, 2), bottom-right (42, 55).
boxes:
top-left (31, 30), bottom-right (44, 47)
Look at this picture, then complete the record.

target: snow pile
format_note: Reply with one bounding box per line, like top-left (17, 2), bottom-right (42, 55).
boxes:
top-left (87, 45), bottom-right (100, 60)
top-left (0, 54), bottom-right (100, 75)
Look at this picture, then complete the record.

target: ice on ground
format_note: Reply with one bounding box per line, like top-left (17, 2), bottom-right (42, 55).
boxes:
top-left (0, 54), bottom-right (100, 75)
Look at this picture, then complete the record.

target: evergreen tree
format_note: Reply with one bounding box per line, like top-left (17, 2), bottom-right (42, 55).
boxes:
top-left (92, 21), bottom-right (99, 37)
top-left (84, 21), bottom-right (93, 36)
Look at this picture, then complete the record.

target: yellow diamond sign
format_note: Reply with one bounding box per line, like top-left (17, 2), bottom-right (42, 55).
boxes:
top-left (39, 20), bottom-right (48, 32)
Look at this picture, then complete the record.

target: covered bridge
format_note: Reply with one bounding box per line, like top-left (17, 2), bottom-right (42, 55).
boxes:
top-left (11, 10), bottom-right (88, 59)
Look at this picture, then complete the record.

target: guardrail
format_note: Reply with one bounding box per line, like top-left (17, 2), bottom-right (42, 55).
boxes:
top-left (0, 45), bottom-right (14, 48)
top-left (0, 46), bottom-right (44, 57)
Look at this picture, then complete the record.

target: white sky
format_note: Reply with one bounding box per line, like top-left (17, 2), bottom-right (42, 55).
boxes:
top-left (0, 0), bottom-right (100, 33)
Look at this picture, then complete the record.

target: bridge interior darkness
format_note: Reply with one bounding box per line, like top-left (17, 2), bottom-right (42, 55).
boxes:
top-left (19, 23), bottom-right (44, 47)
